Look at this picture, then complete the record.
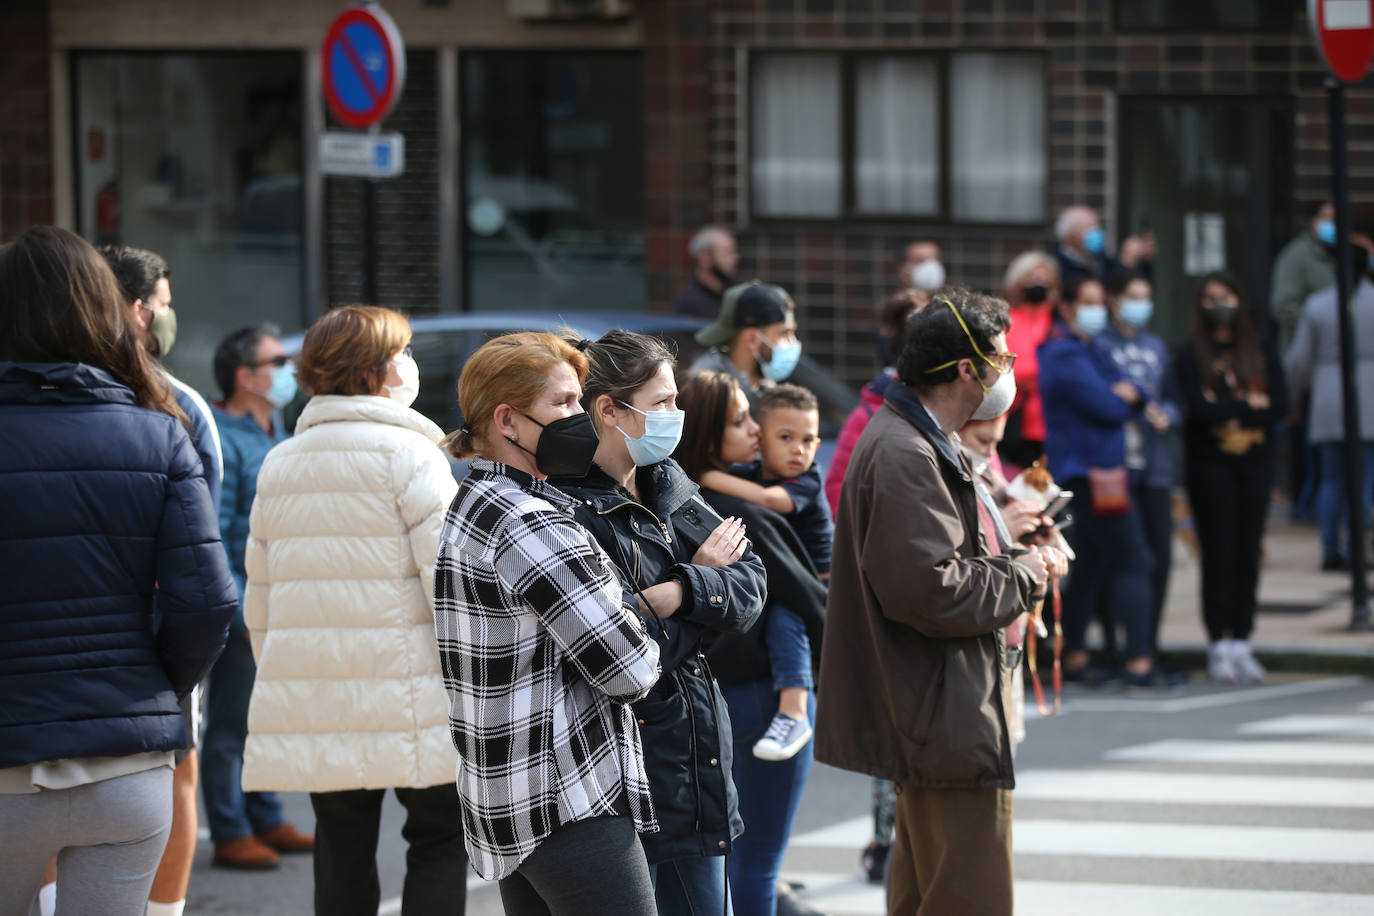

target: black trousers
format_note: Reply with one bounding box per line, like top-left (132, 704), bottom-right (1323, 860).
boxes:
top-left (497, 815), bottom-right (656, 916)
top-left (1185, 452), bottom-right (1273, 642)
top-left (310, 783), bottom-right (467, 916)
top-left (1134, 478), bottom-right (1175, 652)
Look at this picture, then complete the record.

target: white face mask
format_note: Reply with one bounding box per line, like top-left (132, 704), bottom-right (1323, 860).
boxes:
top-left (911, 259), bottom-right (946, 293)
top-left (385, 353), bottom-right (420, 408)
top-left (971, 365), bottom-right (1017, 421)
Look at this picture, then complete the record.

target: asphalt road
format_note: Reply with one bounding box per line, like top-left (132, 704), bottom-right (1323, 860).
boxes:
top-left (79, 673), bottom-right (1374, 915)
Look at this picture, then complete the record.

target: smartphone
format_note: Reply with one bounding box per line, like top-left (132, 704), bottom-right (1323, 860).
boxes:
top-left (1044, 491), bottom-right (1074, 519)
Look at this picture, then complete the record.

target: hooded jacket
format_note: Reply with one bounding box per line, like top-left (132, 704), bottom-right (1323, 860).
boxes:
top-left (0, 362), bottom-right (236, 767)
top-left (814, 381), bottom-right (1041, 788)
top-left (241, 394), bottom-right (458, 792)
top-left (550, 459), bottom-right (766, 864)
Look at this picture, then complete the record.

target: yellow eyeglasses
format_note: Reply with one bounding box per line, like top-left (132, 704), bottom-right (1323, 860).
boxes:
top-left (922, 299), bottom-right (1017, 377)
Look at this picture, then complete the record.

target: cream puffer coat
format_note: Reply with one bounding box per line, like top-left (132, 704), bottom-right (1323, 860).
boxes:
top-left (242, 394), bottom-right (458, 792)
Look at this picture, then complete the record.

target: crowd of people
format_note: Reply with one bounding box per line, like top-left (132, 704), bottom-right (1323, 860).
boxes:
top-left (0, 194), bottom-right (1367, 916)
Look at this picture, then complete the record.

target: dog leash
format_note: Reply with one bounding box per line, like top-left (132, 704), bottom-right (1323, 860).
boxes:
top-left (1026, 581), bottom-right (1062, 716)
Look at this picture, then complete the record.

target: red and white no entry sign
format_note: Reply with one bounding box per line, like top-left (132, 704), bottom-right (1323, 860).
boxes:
top-left (1309, 0), bottom-right (1374, 83)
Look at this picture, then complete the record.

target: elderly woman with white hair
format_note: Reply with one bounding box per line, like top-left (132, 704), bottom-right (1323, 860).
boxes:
top-left (1001, 250), bottom-right (1062, 471)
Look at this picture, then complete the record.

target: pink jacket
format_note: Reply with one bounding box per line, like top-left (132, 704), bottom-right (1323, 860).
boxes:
top-left (824, 375), bottom-right (889, 513)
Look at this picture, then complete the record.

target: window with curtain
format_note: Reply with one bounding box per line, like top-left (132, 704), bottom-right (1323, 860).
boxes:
top-left (855, 57), bottom-right (939, 216)
top-left (750, 54), bottom-right (842, 218)
top-left (748, 51), bottom-right (1046, 224)
top-left (949, 53), bottom-right (1046, 223)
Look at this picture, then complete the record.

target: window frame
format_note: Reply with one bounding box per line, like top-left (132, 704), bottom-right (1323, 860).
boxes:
top-left (746, 47), bottom-right (1051, 229)
top-left (1112, 0), bottom-right (1298, 35)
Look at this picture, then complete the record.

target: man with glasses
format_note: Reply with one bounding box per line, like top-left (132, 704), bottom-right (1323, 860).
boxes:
top-left (815, 290), bottom-right (1065, 915)
top-left (202, 325), bottom-right (314, 870)
top-left (691, 280), bottom-right (803, 414)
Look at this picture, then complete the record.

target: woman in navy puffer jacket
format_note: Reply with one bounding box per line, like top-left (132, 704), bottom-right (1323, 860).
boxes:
top-left (0, 227), bottom-right (237, 915)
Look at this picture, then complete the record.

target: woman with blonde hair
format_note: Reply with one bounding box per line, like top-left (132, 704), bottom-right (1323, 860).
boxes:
top-left (435, 332), bottom-right (662, 915)
top-left (241, 305), bottom-right (466, 915)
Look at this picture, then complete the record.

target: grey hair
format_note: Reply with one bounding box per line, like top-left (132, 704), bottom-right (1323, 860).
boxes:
top-left (689, 225), bottom-right (732, 259)
top-left (1054, 205), bottom-right (1097, 242)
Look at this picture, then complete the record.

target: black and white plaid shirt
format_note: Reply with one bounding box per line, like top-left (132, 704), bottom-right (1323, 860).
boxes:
top-left (434, 459), bottom-right (661, 880)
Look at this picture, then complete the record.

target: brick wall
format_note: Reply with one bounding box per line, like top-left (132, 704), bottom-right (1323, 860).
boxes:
top-left (0, 0), bottom-right (54, 240)
top-left (646, 0), bottom-right (1374, 389)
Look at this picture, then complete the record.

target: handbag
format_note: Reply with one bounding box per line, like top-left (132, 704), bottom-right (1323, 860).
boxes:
top-left (1086, 465), bottom-right (1130, 516)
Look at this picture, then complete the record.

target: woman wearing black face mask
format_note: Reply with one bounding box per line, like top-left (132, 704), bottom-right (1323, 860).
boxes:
top-left (434, 332), bottom-right (664, 915)
top-left (1002, 250), bottom-right (1063, 471)
top-left (1175, 272), bottom-right (1287, 686)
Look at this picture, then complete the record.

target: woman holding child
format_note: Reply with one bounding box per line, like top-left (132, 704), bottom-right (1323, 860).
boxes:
top-left (548, 330), bottom-right (766, 916)
top-left (673, 371), bottom-right (829, 916)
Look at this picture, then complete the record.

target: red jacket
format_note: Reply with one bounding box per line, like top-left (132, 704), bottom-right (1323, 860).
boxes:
top-left (1007, 302), bottom-right (1055, 443)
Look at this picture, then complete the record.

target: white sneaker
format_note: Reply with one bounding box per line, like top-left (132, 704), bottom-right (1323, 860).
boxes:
top-left (1228, 640), bottom-right (1267, 684)
top-left (753, 713), bottom-right (813, 761)
top-left (1208, 641), bottom-right (1237, 683)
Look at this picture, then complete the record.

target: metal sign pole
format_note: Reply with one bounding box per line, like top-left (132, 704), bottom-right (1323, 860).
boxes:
top-left (363, 178), bottom-right (378, 306)
top-left (1325, 78), bottom-right (1371, 631)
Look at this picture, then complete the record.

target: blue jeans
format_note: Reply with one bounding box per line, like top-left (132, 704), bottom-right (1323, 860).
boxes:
top-left (764, 605), bottom-right (813, 692)
top-left (650, 853), bottom-right (731, 916)
top-left (1061, 478), bottom-right (1155, 660)
top-left (200, 630), bottom-right (284, 843)
top-left (1317, 441), bottom-right (1374, 562)
top-left (720, 679), bottom-right (816, 916)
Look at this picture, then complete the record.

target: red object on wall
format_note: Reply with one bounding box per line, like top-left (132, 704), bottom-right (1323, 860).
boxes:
top-left (87, 128), bottom-right (105, 162)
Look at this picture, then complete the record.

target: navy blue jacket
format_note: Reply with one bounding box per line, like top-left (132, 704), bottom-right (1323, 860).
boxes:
top-left (551, 459), bottom-right (766, 864)
top-left (1038, 321), bottom-right (1139, 483)
top-left (1096, 325), bottom-right (1182, 489)
top-left (212, 406), bottom-right (286, 632)
top-left (0, 362), bottom-right (237, 768)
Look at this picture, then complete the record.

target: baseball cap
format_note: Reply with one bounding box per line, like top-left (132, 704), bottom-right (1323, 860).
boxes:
top-left (695, 281), bottom-right (794, 348)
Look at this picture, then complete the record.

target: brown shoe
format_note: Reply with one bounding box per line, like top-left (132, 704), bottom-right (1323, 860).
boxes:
top-left (255, 822), bottom-right (315, 854)
top-left (212, 835), bottom-right (281, 870)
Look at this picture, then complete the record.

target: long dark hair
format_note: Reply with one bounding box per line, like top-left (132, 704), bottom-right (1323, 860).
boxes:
top-left (672, 370), bottom-right (741, 483)
top-left (1189, 270), bottom-right (1266, 394)
top-left (0, 226), bottom-right (184, 423)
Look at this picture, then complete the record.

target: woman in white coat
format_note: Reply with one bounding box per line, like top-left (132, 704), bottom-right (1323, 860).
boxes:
top-left (242, 305), bottom-right (464, 916)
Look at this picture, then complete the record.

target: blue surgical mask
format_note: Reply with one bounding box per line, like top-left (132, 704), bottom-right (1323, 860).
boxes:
top-left (1083, 226), bottom-right (1106, 256)
top-left (618, 403), bottom-right (685, 467)
top-left (1316, 219), bottom-right (1337, 246)
top-left (1075, 303), bottom-right (1109, 337)
top-left (759, 337), bottom-right (802, 382)
top-left (1119, 298), bottom-right (1154, 328)
top-left (266, 363), bottom-right (298, 407)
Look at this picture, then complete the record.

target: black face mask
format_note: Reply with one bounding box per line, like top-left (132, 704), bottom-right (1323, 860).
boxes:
top-left (1202, 302), bottom-right (1238, 328)
top-left (711, 266), bottom-right (735, 288)
top-left (1023, 284), bottom-right (1049, 304)
top-left (508, 411), bottom-right (600, 478)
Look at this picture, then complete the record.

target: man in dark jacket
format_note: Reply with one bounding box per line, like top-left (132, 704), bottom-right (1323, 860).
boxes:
top-left (671, 225), bottom-right (739, 318)
top-left (815, 290), bottom-right (1065, 915)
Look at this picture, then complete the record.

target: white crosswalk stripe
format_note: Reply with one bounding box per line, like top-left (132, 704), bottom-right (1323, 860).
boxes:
top-left (781, 680), bottom-right (1374, 915)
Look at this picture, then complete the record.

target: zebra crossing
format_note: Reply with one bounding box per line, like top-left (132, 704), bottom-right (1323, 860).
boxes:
top-left (781, 677), bottom-right (1374, 915)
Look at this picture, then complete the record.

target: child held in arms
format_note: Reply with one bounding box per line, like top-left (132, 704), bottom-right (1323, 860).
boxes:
top-left (700, 384), bottom-right (833, 761)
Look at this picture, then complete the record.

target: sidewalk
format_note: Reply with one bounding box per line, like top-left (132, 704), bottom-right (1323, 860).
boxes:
top-left (1154, 505), bottom-right (1374, 671)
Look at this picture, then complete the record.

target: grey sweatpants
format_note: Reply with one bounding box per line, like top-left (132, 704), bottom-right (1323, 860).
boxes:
top-left (0, 766), bottom-right (173, 916)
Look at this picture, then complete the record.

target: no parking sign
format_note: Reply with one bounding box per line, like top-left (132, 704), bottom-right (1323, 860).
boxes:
top-left (321, 4), bottom-right (406, 130)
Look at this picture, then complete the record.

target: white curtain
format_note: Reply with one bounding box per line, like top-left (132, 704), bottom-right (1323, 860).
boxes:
top-left (949, 53), bottom-right (1046, 223)
top-left (751, 54), bottom-right (842, 218)
top-left (855, 57), bottom-right (939, 215)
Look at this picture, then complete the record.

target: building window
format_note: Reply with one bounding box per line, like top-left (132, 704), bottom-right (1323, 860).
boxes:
top-left (461, 51), bottom-right (644, 312)
top-left (73, 52), bottom-right (303, 398)
top-left (1116, 0), bottom-right (1295, 32)
top-left (749, 51), bottom-right (1047, 225)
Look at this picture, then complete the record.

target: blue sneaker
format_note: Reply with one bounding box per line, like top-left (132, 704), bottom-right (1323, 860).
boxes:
top-left (753, 713), bottom-right (812, 761)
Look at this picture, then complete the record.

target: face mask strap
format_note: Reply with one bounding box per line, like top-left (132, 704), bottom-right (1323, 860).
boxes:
top-left (923, 299), bottom-right (1000, 389)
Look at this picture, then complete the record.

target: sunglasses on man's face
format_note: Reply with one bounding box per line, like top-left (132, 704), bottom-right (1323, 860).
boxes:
top-left (250, 355), bottom-right (292, 370)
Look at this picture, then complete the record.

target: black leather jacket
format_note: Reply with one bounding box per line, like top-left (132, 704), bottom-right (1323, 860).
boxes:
top-left (550, 459), bottom-right (766, 863)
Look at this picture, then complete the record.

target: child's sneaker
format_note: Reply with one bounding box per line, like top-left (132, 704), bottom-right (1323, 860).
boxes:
top-left (753, 713), bottom-right (812, 761)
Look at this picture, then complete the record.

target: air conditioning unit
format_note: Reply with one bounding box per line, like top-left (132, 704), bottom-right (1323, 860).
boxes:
top-left (508, 0), bottom-right (634, 20)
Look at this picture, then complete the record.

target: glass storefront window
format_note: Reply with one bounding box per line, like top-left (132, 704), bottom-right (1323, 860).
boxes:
top-left (74, 52), bottom-right (304, 397)
top-left (461, 52), bottom-right (644, 313)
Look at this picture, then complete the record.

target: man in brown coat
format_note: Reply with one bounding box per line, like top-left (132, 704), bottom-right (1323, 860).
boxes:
top-left (815, 289), bottom-right (1067, 915)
